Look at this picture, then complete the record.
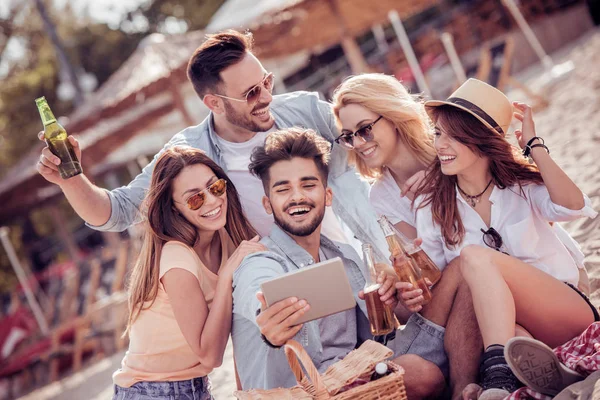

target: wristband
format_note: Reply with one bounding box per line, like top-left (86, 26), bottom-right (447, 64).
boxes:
top-left (256, 307), bottom-right (282, 349)
top-left (525, 143), bottom-right (550, 164)
top-left (522, 136), bottom-right (544, 157)
top-left (261, 333), bottom-right (282, 349)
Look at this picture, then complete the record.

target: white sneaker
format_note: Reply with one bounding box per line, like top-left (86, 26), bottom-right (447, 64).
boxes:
top-left (505, 336), bottom-right (584, 396)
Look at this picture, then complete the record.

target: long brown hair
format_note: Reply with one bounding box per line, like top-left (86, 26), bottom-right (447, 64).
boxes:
top-left (416, 105), bottom-right (543, 247)
top-left (126, 146), bottom-right (257, 331)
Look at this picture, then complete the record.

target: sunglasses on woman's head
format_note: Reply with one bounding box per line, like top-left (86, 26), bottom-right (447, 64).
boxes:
top-left (182, 179), bottom-right (228, 211)
top-left (213, 73), bottom-right (275, 105)
top-left (481, 227), bottom-right (509, 255)
top-left (335, 116), bottom-right (383, 150)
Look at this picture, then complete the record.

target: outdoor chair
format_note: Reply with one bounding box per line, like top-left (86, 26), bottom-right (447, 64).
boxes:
top-left (0, 240), bottom-right (130, 398)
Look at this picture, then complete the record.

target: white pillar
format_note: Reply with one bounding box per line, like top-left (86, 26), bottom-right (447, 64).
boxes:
top-left (501, 0), bottom-right (554, 70)
top-left (388, 10), bottom-right (432, 98)
top-left (440, 32), bottom-right (467, 84)
top-left (0, 227), bottom-right (49, 334)
top-left (372, 24), bottom-right (389, 53)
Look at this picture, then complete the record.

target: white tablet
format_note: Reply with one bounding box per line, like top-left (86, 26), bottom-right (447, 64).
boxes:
top-left (260, 257), bottom-right (357, 324)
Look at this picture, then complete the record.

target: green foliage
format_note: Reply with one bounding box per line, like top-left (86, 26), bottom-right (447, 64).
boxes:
top-left (0, 0), bottom-right (224, 295)
top-left (127, 0), bottom-right (225, 32)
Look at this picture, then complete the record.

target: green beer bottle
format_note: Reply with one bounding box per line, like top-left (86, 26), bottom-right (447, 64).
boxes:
top-left (35, 97), bottom-right (82, 179)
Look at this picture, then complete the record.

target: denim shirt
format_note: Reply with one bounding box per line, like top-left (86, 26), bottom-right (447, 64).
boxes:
top-left (89, 91), bottom-right (389, 260)
top-left (231, 225), bottom-right (373, 390)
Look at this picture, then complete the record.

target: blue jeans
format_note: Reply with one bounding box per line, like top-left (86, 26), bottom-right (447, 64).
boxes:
top-left (112, 377), bottom-right (213, 400)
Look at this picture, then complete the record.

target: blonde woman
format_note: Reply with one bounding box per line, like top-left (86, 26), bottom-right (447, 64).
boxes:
top-left (112, 146), bottom-right (264, 400)
top-left (331, 74), bottom-right (592, 399)
top-left (331, 74), bottom-right (436, 239)
top-left (331, 73), bottom-right (589, 283)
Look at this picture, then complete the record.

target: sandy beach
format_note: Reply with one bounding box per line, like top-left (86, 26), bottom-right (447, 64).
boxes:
top-left (18, 29), bottom-right (600, 400)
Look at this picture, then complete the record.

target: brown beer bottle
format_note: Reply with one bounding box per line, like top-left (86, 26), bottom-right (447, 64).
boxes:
top-left (362, 243), bottom-right (398, 336)
top-left (388, 222), bottom-right (442, 286)
top-left (35, 97), bottom-right (82, 179)
top-left (377, 216), bottom-right (432, 304)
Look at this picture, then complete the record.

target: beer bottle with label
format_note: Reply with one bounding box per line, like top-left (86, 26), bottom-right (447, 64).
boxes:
top-left (377, 216), bottom-right (432, 304)
top-left (35, 97), bottom-right (82, 179)
top-left (362, 243), bottom-right (398, 336)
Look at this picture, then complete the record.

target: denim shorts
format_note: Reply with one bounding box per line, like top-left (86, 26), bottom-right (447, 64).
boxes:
top-left (113, 376), bottom-right (212, 400)
top-left (389, 312), bottom-right (448, 378)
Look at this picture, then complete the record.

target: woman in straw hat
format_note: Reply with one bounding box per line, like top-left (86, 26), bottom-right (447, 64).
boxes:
top-left (331, 74), bottom-right (595, 397)
top-left (411, 78), bottom-right (599, 397)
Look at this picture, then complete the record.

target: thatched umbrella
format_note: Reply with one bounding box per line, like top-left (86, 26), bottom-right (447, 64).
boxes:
top-left (0, 30), bottom-right (206, 222)
top-left (208, 0), bottom-right (439, 73)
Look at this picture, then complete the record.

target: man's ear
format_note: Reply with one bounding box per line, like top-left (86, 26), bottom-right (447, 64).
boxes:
top-left (325, 187), bottom-right (333, 207)
top-left (203, 94), bottom-right (225, 114)
top-left (262, 195), bottom-right (273, 215)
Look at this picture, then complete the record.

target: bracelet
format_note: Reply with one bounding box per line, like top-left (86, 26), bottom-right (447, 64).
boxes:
top-left (525, 143), bottom-right (550, 164)
top-left (530, 143), bottom-right (550, 154)
top-left (261, 333), bottom-right (282, 349)
top-left (522, 137), bottom-right (544, 158)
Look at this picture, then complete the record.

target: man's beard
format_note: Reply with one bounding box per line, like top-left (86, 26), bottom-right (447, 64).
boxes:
top-left (272, 202), bottom-right (326, 237)
top-left (223, 99), bottom-right (273, 132)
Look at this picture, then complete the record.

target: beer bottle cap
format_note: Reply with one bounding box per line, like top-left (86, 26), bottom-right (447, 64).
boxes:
top-left (375, 362), bottom-right (388, 375)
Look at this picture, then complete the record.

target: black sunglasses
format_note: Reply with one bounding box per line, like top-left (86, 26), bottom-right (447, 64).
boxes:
top-left (335, 116), bottom-right (383, 149)
top-left (481, 227), bottom-right (509, 255)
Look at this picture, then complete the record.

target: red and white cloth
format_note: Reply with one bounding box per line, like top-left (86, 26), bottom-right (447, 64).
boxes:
top-left (506, 322), bottom-right (600, 400)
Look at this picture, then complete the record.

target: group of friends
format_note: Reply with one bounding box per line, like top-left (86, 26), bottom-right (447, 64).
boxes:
top-left (35, 30), bottom-right (600, 400)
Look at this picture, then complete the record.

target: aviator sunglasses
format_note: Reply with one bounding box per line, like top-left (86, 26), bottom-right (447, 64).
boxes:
top-left (335, 116), bottom-right (383, 149)
top-left (213, 73), bottom-right (275, 105)
top-left (178, 179), bottom-right (228, 211)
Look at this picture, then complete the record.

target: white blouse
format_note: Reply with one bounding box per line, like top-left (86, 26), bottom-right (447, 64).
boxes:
top-left (415, 184), bottom-right (597, 286)
top-left (369, 168), bottom-right (416, 227)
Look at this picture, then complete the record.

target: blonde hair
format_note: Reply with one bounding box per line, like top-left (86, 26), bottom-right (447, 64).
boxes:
top-left (331, 74), bottom-right (436, 180)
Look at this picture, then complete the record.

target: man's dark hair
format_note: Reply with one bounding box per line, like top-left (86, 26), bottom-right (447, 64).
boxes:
top-left (187, 30), bottom-right (254, 98)
top-left (249, 128), bottom-right (332, 193)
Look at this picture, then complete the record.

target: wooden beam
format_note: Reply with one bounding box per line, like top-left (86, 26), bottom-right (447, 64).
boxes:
top-left (169, 80), bottom-right (195, 126)
top-left (47, 204), bottom-right (82, 265)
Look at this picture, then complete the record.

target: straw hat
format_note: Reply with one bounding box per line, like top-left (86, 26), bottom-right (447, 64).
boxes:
top-left (424, 79), bottom-right (513, 136)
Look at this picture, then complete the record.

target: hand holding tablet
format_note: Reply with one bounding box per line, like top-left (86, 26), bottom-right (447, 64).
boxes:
top-left (260, 257), bottom-right (356, 324)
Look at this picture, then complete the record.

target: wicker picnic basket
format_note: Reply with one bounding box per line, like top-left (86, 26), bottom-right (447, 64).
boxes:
top-left (234, 339), bottom-right (407, 400)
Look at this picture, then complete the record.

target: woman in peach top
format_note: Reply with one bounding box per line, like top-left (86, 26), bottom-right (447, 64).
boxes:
top-left (112, 146), bottom-right (264, 400)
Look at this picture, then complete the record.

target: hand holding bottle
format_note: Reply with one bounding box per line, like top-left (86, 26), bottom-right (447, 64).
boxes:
top-left (37, 132), bottom-right (82, 185)
top-left (358, 270), bottom-right (398, 309)
top-left (394, 279), bottom-right (431, 313)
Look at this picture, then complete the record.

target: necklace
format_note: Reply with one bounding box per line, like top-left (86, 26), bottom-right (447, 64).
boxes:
top-left (457, 179), bottom-right (493, 207)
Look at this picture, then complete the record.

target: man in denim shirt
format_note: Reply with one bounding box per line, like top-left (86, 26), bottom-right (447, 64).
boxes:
top-left (232, 128), bottom-right (447, 399)
top-left (35, 29), bottom-right (389, 259)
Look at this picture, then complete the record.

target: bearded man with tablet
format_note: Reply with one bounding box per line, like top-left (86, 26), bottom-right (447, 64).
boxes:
top-left (231, 127), bottom-right (447, 399)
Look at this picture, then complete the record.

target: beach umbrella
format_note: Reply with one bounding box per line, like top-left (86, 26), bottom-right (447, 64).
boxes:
top-left (208, 0), bottom-right (439, 74)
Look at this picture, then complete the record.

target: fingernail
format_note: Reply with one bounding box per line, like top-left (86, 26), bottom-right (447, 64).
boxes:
top-left (291, 297), bottom-right (298, 303)
top-left (298, 300), bottom-right (306, 307)
top-left (304, 305), bottom-right (310, 311)
top-left (418, 289), bottom-right (423, 294)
